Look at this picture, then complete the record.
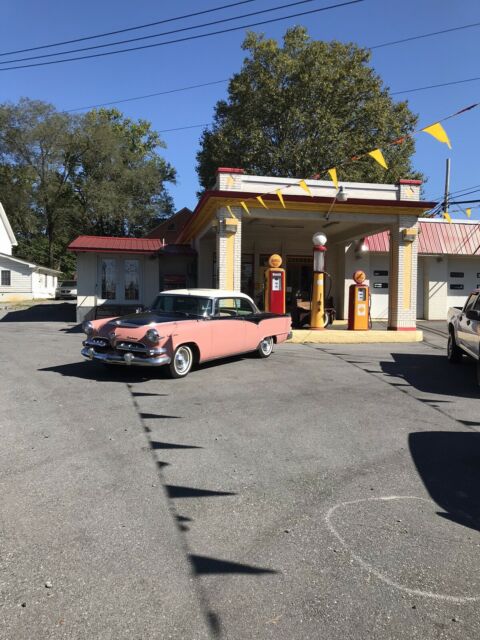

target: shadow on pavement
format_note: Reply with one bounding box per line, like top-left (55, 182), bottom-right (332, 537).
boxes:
top-left (409, 431), bottom-right (480, 532)
top-left (0, 302), bottom-right (76, 323)
top-left (39, 361), bottom-right (167, 383)
top-left (380, 353), bottom-right (479, 399)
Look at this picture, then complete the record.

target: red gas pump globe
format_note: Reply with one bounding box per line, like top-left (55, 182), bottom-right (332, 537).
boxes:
top-left (353, 270), bottom-right (367, 285)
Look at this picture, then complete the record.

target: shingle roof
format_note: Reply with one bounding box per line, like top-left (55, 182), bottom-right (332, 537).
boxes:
top-left (366, 220), bottom-right (480, 256)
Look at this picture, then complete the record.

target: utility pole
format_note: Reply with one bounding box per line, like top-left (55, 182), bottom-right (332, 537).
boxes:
top-left (443, 158), bottom-right (450, 217)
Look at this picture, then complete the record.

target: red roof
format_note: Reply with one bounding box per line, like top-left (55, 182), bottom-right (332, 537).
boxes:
top-left (366, 220), bottom-right (480, 255)
top-left (68, 236), bottom-right (164, 253)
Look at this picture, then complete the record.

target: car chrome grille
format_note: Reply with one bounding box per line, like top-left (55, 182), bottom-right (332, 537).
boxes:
top-left (115, 341), bottom-right (148, 353)
top-left (85, 337), bottom-right (109, 348)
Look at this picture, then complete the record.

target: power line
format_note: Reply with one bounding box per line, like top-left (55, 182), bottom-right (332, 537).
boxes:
top-left (0, 0), bottom-right (319, 66)
top-left (370, 21), bottom-right (480, 50)
top-left (0, 0), bottom-right (258, 57)
top-left (391, 75), bottom-right (480, 96)
top-left (0, 0), bottom-right (364, 72)
top-left (65, 80), bottom-right (230, 113)
top-left (159, 123), bottom-right (210, 133)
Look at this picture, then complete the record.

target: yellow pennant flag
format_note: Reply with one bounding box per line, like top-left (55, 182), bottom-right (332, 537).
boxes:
top-left (226, 205), bottom-right (237, 220)
top-left (328, 168), bottom-right (339, 190)
top-left (298, 180), bottom-right (312, 196)
top-left (422, 122), bottom-right (452, 149)
top-left (276, 189), bottom-right (286, 208)
top-left (256, 195), bottom-right (268, 209)
top-left (368, 149), bottom-right (388, 169)
top-left (240, 201), bottom-right (250, 216)
top-left (226, 175), bottom-right (235, 188)
top-left (443, 212), bottom-right (452, 223)
top-left (466, 208), bottom-right (472, 218)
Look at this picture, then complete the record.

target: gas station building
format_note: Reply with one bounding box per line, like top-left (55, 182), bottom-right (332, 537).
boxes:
top-left (178, 168), bottom-right (436, 330)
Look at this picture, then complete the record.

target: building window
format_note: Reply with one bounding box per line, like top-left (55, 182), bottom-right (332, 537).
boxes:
top-left (124, 260), bottom-right (140, 301)
top-left (450, 272), bottom-right (464, 278)
top-left (1, 270), bottom-right (11, 286)
top-left (101, 259), bottom-right (116, 299)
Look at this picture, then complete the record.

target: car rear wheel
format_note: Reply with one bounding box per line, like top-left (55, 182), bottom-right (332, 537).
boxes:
top-left (169, 344), bottom-right (193, 378)
top-left (257, 336), bottom-right (274, 358)
top-left (476, 360), bottom-right (480, 387)
top-left (447, 329), bottom-right (462, 363)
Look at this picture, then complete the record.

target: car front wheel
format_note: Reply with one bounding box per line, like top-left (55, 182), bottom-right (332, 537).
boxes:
top-left (257, 336), bottom-right (274, 358)
top-left (169, 344), bottom-right (194, 378)
top-left (447, 330), bottom-right (462, 363)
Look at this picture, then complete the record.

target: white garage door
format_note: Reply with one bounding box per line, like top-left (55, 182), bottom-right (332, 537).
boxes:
top-left (447, 258), bottom-right (480, 309)
top-left (369, 255), bottom-right (389, 319)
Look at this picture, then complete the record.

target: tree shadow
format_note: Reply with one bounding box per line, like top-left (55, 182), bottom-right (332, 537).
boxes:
top-left (0, 302), bottom-right (76, 323)
top-left (409, 431), bottom-right (480, 532)
top-left (380, 353), bottom-right (479, 399)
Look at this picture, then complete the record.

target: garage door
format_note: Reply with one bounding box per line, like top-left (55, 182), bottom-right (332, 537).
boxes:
top-left (447, 258), bottom-right (479, 309)
top-left (369, 256), bottom-right (389, 319)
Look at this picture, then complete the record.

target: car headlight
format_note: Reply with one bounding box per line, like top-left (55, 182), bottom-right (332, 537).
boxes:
top-left (82, 320), bottom-right (94, 336)
top-left (145, 328), bottom-right (161, 344)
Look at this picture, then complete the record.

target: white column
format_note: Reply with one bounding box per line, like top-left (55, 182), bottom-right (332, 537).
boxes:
top-left (388, 215), bottom-right (419, 330)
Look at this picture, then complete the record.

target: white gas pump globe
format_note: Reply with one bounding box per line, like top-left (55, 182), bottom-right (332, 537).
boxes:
top-left (312, 232), bottom-right (327, 247)
top-left (312, 232), bottom-right (327, 272)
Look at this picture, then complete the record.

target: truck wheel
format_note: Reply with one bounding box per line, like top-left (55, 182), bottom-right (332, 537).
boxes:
top-left (257, 336), bottom-right (274, 358)
top-left (447, 329), bottom-right (462, 363)
top-left (168, 345), bottom-right (193, 378)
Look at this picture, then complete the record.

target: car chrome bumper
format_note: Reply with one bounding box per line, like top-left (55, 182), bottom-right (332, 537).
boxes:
top-left (81, 347), bottom-right (171, 367)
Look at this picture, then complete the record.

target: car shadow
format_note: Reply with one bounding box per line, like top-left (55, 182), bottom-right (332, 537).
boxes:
top-left (380, 353), bottom-right (479, 399)
top-left (0, 303), bottom-right (76, 323)
top-left (409, 431), bottom-right (480, 532)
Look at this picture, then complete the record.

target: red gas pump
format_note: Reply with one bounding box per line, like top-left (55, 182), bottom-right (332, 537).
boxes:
top-left (348, 270), bottom-right (370, 330)
top-left (264, 254), bottom-right (286, 314)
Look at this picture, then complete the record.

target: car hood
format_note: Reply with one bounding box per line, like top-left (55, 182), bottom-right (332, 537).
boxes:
top-left (111, 311), bottom-right (188, 327)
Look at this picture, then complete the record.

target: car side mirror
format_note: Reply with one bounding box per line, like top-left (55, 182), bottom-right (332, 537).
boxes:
top-left (466, 308), bottom-right (480, 321)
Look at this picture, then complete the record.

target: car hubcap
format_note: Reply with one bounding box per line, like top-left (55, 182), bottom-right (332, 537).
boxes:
top-left (261, 337), bottom-right (273, 355)
top-left (175, 347), bottom-right (191, 374)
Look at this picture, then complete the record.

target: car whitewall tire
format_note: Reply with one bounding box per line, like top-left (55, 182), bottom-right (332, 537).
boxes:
top-left (257, 336), bottom-right (274, 358)
top-left (169, 344), bottom-right (193, 378)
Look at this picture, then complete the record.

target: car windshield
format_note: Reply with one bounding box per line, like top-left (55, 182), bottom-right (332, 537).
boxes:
top-left (150, 294), bottom-right (212, 318)
top-left (60, 281), bottom-right (76, 287)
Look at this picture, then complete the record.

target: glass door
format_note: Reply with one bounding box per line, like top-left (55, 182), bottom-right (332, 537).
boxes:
top-left (97, 256), bottom-right (143, 304)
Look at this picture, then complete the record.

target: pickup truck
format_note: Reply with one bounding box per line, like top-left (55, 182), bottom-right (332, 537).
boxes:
top-left (447, 289), bottom-right (480, 385)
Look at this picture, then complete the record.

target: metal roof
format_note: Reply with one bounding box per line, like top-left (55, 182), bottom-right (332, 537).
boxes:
top-left (366, 220), bottom-right (480, 255)
top-left (68, 236), bottom-right (164, 253)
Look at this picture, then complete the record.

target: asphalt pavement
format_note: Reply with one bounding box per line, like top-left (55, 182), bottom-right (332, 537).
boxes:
top-left (0, 314), bottom-right (479, 639)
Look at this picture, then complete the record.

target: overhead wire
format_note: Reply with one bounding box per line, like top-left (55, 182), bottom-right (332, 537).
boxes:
top-left (0, 0), bottom-right (259, 57)
top-left (0, 0), bottom-right (320, 66)
top-left (0, 1), bottom-right (364, 71)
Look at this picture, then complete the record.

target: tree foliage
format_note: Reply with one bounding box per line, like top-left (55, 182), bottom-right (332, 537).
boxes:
top-left (0, 99), bottom-right (176, 272)
top-left (197, 27), bottom-right (422, 190)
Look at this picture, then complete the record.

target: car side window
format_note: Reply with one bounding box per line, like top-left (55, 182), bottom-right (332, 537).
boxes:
top-left (236, 297), bottom-right (255, 316)
top-left (215, 298), bottom-right (237, 317)
top-left (473, 296), bottom-right (480, 311)
top-left (464, 295), bottom-right (478, 312)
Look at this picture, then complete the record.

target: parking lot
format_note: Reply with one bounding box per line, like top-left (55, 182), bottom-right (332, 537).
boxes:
top-left (1, 309), bottom-right (479, 639)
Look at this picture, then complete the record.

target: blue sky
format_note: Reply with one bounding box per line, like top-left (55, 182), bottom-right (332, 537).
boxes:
top-left (1, 0), bottom-right (479, 218)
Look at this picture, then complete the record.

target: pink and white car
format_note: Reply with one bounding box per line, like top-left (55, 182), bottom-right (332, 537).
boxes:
top-left (81, 289), bottom-right (292, 378)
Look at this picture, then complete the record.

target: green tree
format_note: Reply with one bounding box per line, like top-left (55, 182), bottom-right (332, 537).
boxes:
top-left (73, 108), bottom-right (176, 237)
top-left (0, 99), bottom-right (176, 272)
top-left (197, 27), bottom-right (422, 190)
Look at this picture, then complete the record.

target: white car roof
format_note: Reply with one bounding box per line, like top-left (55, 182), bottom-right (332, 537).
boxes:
top-left (160, 288), bottom-right (254, 301)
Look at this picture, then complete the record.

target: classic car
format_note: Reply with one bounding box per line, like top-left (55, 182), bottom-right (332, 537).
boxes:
top-left (81, 289), bottom-right (292, 378)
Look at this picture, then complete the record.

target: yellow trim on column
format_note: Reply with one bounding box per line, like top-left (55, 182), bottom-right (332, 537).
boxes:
top-left (403, 241), bottom-right (412, 310)
top-left (225, 232), bottom-right (235, 290)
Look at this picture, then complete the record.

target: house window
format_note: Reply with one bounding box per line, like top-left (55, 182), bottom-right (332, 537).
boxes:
top-left (450, 272), bottom-right (464, 278)
top-left (1, 270), bottom-right (11, 286)
top-left (124, 260), bottom-right (139, 301)
top-left (101, 259), bottom-right (116, 299)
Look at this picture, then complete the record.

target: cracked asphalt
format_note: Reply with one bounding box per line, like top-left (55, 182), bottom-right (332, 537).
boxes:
top-left (1, 308), bottom-right (479, 639)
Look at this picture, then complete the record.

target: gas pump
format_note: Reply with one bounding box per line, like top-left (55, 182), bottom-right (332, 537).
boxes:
top-left (264, 254), bottom-right (286, 314)
top-left (348, 270), bottom-right (371, 330)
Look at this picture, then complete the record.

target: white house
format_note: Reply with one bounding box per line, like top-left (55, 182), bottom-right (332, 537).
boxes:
top-left (0, 203), bottom-right (62, 303)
